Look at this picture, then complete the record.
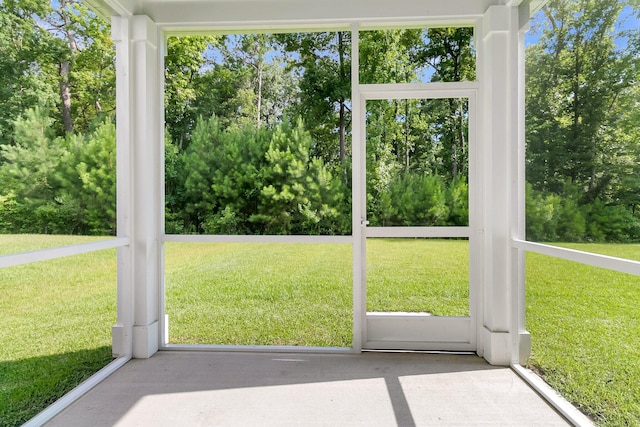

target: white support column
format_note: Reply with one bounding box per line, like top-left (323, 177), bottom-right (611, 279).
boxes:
top-left (131, 15), bottom-right (162, 358)
top-left (478, 4), bottom-right (520, 365)
top-left (111, 15), bottom-right (133, 358)
top-left (351, 23), bottom-right (365, 352)
top-left (513, 3), bottom-right (532, 365)
top-left (112, 15), bottom-right (163, 359)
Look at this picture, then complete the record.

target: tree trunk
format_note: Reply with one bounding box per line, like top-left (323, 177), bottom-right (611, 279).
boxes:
top-left (449, 99), bottom-right (458, 179)
top-left (339, 101), bottom-right (345, 162)
top-left (59, 60), bottom-right (73, 133)
top-left (458, 100), bottom-right (466, 177)
top-left (338, 32), bottom-right (347, 162)
top-left (58, 0), bottom-right (78, 134)
top-left (404, 99), bottom-right (410, 171)
top-left (256, 62), bottom-right (263, 128)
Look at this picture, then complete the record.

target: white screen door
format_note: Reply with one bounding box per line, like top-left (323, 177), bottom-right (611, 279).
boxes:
top-left (356, 85), bottom-right (478, 351)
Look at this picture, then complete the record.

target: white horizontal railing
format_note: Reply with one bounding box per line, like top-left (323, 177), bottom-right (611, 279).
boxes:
top-left (512, 238), bottom-right (640, 277)
top-left (366, 226), bottom-right (469, 238)
top-left (359, 82), bottom-right (479, 100)
top-left (165, 228), bottom-right (470, 243)
top-left (164, 234), bottom-right (352, 244)
top-left (0, 237), bottom-right (129, 269)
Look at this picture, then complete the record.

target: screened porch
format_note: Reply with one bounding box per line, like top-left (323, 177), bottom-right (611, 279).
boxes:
top-left (2, 0), bottom-right (639, 425)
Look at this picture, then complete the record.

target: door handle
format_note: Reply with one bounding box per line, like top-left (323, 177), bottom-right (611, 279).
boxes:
top-left (361, 218), bottom-right (369, 226)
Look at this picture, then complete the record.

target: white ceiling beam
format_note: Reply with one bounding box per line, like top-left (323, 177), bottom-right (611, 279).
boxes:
top-left (85, 0), bottom-right (549, 26)
top-left (135, 0), bottom-right (497, 29)
top-left (84, 0), bottom-right (137, 18)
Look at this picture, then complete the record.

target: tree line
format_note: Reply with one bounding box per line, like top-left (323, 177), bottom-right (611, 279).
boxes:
top-left (0, 0), bottom-right (638, 241)
top-left (525, 0), bottom-right (640, 242)
top-left (1, 0), bottom-right (115, 234)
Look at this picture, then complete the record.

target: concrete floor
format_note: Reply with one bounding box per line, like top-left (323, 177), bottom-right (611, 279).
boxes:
top-left (45, 351), bottom-right (570, 427)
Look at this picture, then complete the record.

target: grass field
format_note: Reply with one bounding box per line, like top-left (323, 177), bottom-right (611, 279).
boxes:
top-left (164, 239), bottom-right (469, 346)
top-left (0, 235), bottom-right (116, 427)
top-left (1, 235), bottom-right (638, 426)
top-left (526, 243), bottom-right (640, 426)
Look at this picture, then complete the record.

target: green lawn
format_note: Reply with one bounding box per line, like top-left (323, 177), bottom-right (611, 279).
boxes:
top-left (164, 239), bottom-right (469, 346)
top-left (164, 242), bottom-right (353, 346)
top-left (366, 238), bottom-right (469, 316)
top-left (1, 235), bottom-right (638, 426)
top-left (526, 243), bottom-right (640, 426)
top-left (0, 235), bottom-right (116, 427)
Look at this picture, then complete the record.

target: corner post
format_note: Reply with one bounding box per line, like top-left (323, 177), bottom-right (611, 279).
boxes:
top-left (131, 15), bottom-right (162, 358)
top-left (478, 4), bottom-right (520, 365)
top-left (112, 15), bottom-right (163, 359)
top-left (513, 3), bottom-right (532, 365)
top-left (111, 15), bottom-right (133, 359)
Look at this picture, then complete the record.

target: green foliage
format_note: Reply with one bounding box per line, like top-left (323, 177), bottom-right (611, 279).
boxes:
top-left (526, 182), bottom-right (559, 241)
top-left (0, 0), bottom-right (115, 137)
top-left (0, 1), bottom-right (636, 244)
top-left (446, 177), bottom-right (469, 226)
top-left (360, 29), bottom-right (419, 84)
top-left (254, 119), bottom-right (344, 234)
top-left (367, 172), bottom-right (469, 227)
top-left (275, 32), bottom-right (351, 163)
top-left (417, 27), bottom-right (476, 82)
top-left (165, 36), bottom-right (219, 148)
top-left (172, 113), bottom-right (473, 234)
top-left (67, 5), bottom-right (116, 133)
top-left (0, 0), bottom-right (58, 145)
top-left (175, 116), bottom-right (349, 235)
top-left (0, 107), bottom-right (67, 233)
top-left (180, 115), bottom-right (269, 233)
top-left (0, 107), bottom-right (116, 235)
top-left (0, 193), bottom-right (18, 233)
top-left (526, 181), bottom-right (640, 242)
top-left (586, 199), bottom-right (640, 243)
top-left (379, 173), bottom-right (449, 226)
top-left (526, 0), bottom-right (640, 243)
top-left (61, 121), bottom-right (117, 234)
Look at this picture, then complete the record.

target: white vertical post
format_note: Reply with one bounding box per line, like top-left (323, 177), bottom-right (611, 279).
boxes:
top-left (512, 3), bottom-right (531, 365)
top-left (112, 16), bottom-right (133, 358)
top-left (351, 23), bottom-right (365, 352)
top-left (158, 34), bottom-right (168, 349)
top-left (478, 4), bottom-right (519, 365)
top-left (467, 90), bottom-right (479, 351)
top-left (132, 15), bottom-right (162, 358)
top-left (112, 15), bottom-right (163, 359)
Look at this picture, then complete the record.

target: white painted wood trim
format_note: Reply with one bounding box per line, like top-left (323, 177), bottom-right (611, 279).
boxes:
top-left (512, 239), bottom-right (640, 277)
top-left (22, 356), bottom-right (131, 427)
top-left (112, 14), bottom-right (136, 359)
top-left (466, 88), bottom-right (480, 353)
top-left (0, 238), bottom-right (129, 269)
top-left (149, 1), bottom-right (490, 31)
top-left (366, 227), bottom-right (470, 238)
top-left (511, 11), bottom-right (528, 365)
top-left (163, 234), bottom-right (353, 244)
top-left (161, 344), bottom-right (354, 353)
top-left (360, 86), bottom-right (478, 352)
top-left (365, 314), bottom-right (474, 351)
top-left (161, 17), bottom-right (479, 38)
top-left (511, 364), bottom-right (595, 427)
top-left (363, 341), bottom-right (475, 352)
top-left (351, 23), bottom-right (365, 352)
top-left (359, 82), bottom-right (478, 99)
